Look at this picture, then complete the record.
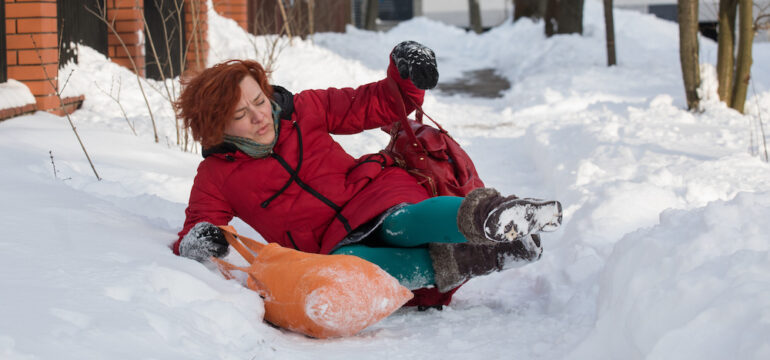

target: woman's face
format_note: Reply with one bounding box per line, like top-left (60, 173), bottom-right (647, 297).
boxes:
top-left (223, 76), bottom-right (275, 144)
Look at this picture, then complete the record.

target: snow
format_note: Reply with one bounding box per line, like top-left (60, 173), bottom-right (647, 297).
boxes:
top-left (1, 0), bottom-right (770, 358)
top-left (0, 79), bottom-right (35, 109)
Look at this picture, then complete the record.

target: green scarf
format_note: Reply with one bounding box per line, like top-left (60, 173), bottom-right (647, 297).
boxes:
top-left (223, 101), bottom-right (282, 159)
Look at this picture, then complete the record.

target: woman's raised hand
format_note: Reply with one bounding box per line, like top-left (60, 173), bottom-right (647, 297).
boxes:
top-left (391, 41), bottom-right (439, 90)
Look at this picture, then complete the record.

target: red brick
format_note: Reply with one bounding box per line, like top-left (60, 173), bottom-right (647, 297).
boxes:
top-left (36, 94), bottom-right (62, 113)
top-left (16, 18), bottom-right (58, 33)
top-left (185, 24), bottom-right (208, 32)
top-left (115, 19), bottom-right (143, 32)
top-left (113, 0), bottom-right (143, 9)
top-left (109, 32), bottom-right (141, 45)
top-left (17, 48), bottom-right (58, 65)
top-left (59, 95), bottom-right (85, 116)
top-left (5, 19), bottom-right (17, 34)
top-left (112, 44), bottom-right (142, 57)
top-left (5, 2), bottom-right (57, 19)
top-left (7, 63), bottom-right (59, 81)
top-left (108, 8), bottom-right (142, 20)
top-left (0, 104), bottom-right (39, 122)
top-left (6, 33), bottom-right (59, 50)
top-left (23, 79), bottom-right (58, 96)
top-left (6, 51), bottom-right (18, 66)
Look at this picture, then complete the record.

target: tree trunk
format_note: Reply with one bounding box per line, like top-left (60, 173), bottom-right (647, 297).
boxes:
top-left (514, 0), bottom-right (545, 21)
top-left (603, 0), bottom-right (616, 66)
top-left (545, 0), bottom-right (558, 36)
top-left (717, 0), bottom-right (738, 104)
top-left (545, 0), bottom-right (584, 37)
top-left (469, 0), bottom-right (483, 33)
top-left (731, 0), bottom-right (753, 113)
top-left (678, 0), bottom-right (700, 110)
top-left (364, 0), bottom-right (378, 31)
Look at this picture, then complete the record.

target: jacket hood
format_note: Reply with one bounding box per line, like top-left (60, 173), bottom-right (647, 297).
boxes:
top-left (202, 85), bottom-right (294, 159)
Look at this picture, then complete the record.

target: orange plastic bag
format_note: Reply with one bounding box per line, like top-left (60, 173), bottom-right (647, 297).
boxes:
top-left (211, 226), bottom-right (413, 339)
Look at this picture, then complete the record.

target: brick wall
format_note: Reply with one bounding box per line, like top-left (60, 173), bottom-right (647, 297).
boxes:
top-left (5, 0), bottom-right (60, 112)
top-left (107, 0), bottom-right (145, 76)
top-left (184, 0), bottom-right (208, 73)
top-left (213, 0), bottom-right (247, 31)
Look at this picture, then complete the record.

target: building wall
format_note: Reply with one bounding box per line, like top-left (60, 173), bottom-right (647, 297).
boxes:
top-left (107, 0), bottom-right (145, 76)
top-left (4, 0), bottom-right (60, 112)
top-left (421, 0), bottom-right (509, 28)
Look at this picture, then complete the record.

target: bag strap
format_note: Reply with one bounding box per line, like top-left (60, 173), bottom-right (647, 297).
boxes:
top-left (212, 226), bottom-right (270, 298)
top-left (408, 98), bottom-right (446, 133)
top-left (217, 225), bottom-right (265, 263)
top-left (386, 78), bottom-right (448, 154)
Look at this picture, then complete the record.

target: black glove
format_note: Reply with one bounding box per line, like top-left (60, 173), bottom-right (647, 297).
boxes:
top-left (179, 222), bottom-right (229, 262)
top-left (391, 41), bottom-right (439, 90)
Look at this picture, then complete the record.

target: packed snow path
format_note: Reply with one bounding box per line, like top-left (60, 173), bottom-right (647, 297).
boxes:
top-left (2, 2), bottom-right (770, 359)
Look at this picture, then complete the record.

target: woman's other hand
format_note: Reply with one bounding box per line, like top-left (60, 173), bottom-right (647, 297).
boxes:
top-left (179, 222), bottom-right (229, 262)
top-left (391, 41), bottom-right (439, 90)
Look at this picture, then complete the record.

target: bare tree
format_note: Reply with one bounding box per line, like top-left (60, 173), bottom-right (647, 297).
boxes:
top-left (364, 0), bottom-right (378, 30)
top-left (604, 0), bottom-right (616, 66)
top-left (731, 0), bottom-right (753, 113)
top-left (514, 0), bottom-right (546, 21)
top-left (678, 0), bottom-right (700, 110)
top-left (717, 0), bottom-right (737, 104)
top-left (469, 0), bottom-right (483, 33)
top-left (716, 0), bottom-right (757, 114)
top-left (545, 0), bottom-right (585, 37)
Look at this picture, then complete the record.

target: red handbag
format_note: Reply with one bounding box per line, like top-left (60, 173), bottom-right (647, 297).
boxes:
top-left (381, 98), bottom-right (485, 197)
top-left (381, 85), bottom-right (485, 308)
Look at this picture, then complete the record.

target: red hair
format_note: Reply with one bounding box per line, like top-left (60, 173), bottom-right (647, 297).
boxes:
top-left (175, 60), bottom-right (273, 148)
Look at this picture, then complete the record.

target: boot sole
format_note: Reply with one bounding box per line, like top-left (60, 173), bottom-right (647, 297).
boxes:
top-left (483, 199), bottom-right (562, 242)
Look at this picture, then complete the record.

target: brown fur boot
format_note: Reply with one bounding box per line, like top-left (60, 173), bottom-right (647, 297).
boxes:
top-left (457, 187), bottom-right (562, 244)
top-left (457, 187), bottom-right (506, 245)
top-left (429, 235), bottom-right (543, 292)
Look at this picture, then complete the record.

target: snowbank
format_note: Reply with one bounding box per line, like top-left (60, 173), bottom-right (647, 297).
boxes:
top-left (0, 79), bottom-right (35, 109)
top-left (570, 192), bottom-right (770, 360)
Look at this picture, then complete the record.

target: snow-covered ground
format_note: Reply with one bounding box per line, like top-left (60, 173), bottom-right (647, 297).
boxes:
top-left (2, 1), bottom-right (770, 359)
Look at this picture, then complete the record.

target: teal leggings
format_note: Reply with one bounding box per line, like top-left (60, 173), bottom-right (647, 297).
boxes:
top-left (330, 196), bottom-right (466, 289)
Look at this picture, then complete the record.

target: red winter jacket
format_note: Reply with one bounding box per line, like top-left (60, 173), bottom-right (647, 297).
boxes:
top-left (174, 58), bottom-right (430, 255)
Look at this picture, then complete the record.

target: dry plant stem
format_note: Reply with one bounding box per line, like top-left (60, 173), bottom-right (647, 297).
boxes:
top-left (140, 0), bottom-right (180, 145)
top-left (49, 150), bottom-right (58, 179)
top-left (755, 3), bottom-right (770, 30)
top-left (276, 0), bottom-right (294, 44)
top-left (29, 34), bottom-right (101, 181)
top-left (181, 0), bottom-right (205, 152)
top-left (95, 77), bottom-right (137, 136)
top-left (751, 80), bottom-right (769, 162)
top-left (85, 4), bottom-right (159, 143)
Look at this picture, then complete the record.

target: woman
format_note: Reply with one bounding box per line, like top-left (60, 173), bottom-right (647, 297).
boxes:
top-left (173, 41), bottom-right (562, 295)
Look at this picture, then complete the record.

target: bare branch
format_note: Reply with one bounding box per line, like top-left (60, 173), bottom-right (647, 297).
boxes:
top-left (85, 2), bottom-right (160, 143)
top-left (95, 76), bottom-right (137, 136)
top-left (30, 35), bottom-right (101, 181)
